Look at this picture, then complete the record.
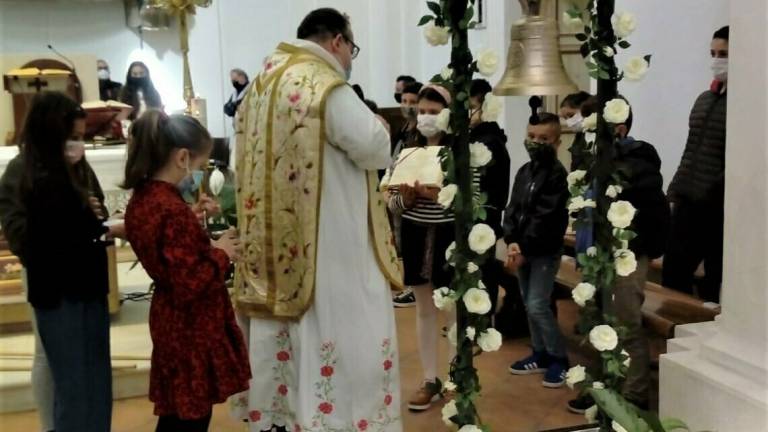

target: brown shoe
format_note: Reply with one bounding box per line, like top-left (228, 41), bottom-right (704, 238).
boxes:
top-left (407, 378), bottom-right (443, 411)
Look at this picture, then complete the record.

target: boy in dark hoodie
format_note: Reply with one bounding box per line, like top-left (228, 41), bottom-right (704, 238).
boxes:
top-left (569, 97), bottom-right (670, 413)
top-left (504, 112), bottom-right (570, 388)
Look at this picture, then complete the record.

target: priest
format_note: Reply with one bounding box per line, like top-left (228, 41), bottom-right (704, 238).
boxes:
top-left (232, 8), bottom-right (403, 432)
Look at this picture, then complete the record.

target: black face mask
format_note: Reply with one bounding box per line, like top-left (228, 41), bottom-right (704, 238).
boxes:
top-left (394, 93), bottom-right (402, 104)
top-left (233, 80), bottom-right (247, 93)
top-left (127, 76), bottom-right (149, 88)
top-left (524, 139), bottom-right (556, 161)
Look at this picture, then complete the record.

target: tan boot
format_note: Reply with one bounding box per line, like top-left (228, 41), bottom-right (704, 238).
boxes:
top-left (407, 378), bottom-right (443, 411)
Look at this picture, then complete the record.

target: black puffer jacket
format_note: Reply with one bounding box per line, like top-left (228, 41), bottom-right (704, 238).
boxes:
top-left (617, 139), bottom-right (670, 259)
top-left (668, 89), bottom-right (727, 204)
top-left (503, 151), bottom-right (569, 257)
top-left (470, 122), bottom-right (511, 237)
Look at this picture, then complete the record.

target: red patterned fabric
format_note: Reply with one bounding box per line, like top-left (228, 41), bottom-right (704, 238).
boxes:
top-left (126, 180), bottom-right (250, 419)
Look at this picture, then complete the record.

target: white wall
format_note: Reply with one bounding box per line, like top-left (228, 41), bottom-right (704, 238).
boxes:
top-left (611, 0), bottom-right (730, 186)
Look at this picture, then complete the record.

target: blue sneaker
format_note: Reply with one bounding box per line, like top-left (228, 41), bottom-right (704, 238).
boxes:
top-left (509, 351), bottom-right (550, 375)
top-left (542, 358), bottom-right (569, 388)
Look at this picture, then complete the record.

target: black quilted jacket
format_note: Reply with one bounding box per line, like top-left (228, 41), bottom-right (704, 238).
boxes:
top-left (668, 89), bottom-right (727, 204)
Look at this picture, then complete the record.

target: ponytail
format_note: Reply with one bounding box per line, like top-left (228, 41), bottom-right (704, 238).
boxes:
top-left (121, 110), bottom-right (211, 189)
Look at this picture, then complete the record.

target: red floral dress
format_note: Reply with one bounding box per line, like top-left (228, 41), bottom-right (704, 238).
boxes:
top-left (125, 180), bottom-right (251, 419)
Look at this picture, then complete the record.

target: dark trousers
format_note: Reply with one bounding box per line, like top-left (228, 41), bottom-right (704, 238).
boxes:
top-left (662, 200), bottom-right (724, 302)
top-left (34, 298), bottom-right (112, 432)
top-left (156, 412), bottom-right (212, 432)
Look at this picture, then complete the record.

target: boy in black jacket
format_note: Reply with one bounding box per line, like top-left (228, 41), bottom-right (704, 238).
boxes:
top-left (504, 113), bottom-right (570, 388)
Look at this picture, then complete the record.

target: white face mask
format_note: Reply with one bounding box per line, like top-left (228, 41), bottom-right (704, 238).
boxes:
top-left (417, 114), bottom-right (440, 138)
top-left (97, 69), bottom-right (110, 80)
top-left (65, 140), bottom-right (85, 165)
top-left (565, 113), bottom-right (584, 130)
top-left (711, 57), bottom-right (728, 81)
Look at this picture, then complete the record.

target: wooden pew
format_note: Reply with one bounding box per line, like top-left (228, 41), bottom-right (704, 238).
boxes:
top-left (554, 256), bottom-right (719, 338)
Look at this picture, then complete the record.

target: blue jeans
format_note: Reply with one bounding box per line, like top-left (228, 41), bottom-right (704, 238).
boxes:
top-left (518, 255), bottom-right (567, 359)
top-left (34, 298), bottom-right (112, 432)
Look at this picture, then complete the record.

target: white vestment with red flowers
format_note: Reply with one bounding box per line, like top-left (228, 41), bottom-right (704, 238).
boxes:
top-left (230, 39), bottom-right (402, 432)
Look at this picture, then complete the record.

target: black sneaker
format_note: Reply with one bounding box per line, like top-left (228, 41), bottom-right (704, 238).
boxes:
top-left (567, 394), bottom-right (595, 414)
top-left (509, 351), bottom-right (550, 375)
top-left (393, 287), bottom-right (415, 308)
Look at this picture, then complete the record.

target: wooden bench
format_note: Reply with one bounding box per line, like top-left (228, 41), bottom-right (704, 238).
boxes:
top-left (555, 256), bottom-right (719, 338)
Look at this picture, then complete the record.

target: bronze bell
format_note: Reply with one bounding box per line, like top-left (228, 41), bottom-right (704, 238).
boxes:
top-left (494, 2), bottom-right (577, 96)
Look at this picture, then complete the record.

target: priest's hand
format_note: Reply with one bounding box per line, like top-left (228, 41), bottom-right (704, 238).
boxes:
top-left (213, 228), bottom-right (242, 262)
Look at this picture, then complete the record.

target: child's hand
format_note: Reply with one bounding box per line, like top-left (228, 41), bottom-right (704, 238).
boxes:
top-left (399, 184), bottom-right (417, 208)
top-left (505, 243), bottom-right (525, 271)
top-left (213, 228), bottom-right (242, 261)
top-left (414, 181), bottom-right (439, 201)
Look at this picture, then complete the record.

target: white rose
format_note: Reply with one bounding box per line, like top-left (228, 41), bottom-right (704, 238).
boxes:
top-left (586, 246), bottom-right (598, 257)
top-left (585, 405), bottom-right (599, 423)
top-left (603, 46), bottom-right (616, 58)
top-left (624, 56), bottom-right (649, 81)
top-left (612, 11), bottom-right (637, 39)
top-left (209, 168), bottom-right (225, 196)
top-left (438, 184), bottom-right (458, 208)
top-left (446, 323), bottom-right (458, 347)
top-left (606, 185), bottom-right (623, 199)
top-left (612, 421), bottom-right (629, 432)
top-left (622, 349), bottom-right (631, 367)
top-left (468, 223), bottom-right (496, 254)
top-left (444, 380), bottom-right (457, 392)
top-left (476, 48), bottom-right (500, 77)
top-left (567, 170), bottom-right (587, 188)
top-left (589, 324), bottom-right (619, 351)
top-left (568, 196), bottom-right (597, 214)
top-left (582, 113), bottom-right (598, 131)
top-left (615, 249), bottom-right (638, 277)
top-left (441, 66), bottom-right (454, 81)
top-left (442, 399), bottom-right (458, 426)
top-left (436, 108), bottom-right (451, 132)
top-left (466, 326), bottom-right (476, 341)
top-left (477, 328), bottom-right (503, 352)
top-left (445, 242), bottom-right (457, 264)
top-left (463, 288), bottom-right (492, 315)
top-left (593, 381), bottom-right (606, 389)
top-left (459, 426), bottom-right (482, 432)
top-left (481, 94), bottom-right (503, 122)
top-left (572, 282), bottom-right (597, 307)
top-left (467, 262), bottom-right (479, 273)
top-left (469, 142), bottom-right (493, 167)
top-left (425, 22), bottom-right (451, 46)
top-left (604, 98), bottom-right (630, 124)
top-left (562, 12), bottom-right (583, 30)
top-left (607, 201), bottom-right (636, 229)
top-left (433, 287), bottom-right (456, 311)
top-left (566, 365), bottom-right (586, 389)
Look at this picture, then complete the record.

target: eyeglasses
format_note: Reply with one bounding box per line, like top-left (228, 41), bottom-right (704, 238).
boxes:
top-left (343, 35), bottom-right (360, 59)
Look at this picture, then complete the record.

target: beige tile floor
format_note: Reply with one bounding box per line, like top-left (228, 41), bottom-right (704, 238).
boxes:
top-left (0, 300), bottom-right (603, 432)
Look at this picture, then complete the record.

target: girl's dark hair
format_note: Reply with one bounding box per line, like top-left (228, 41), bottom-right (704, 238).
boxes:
top-left (119, 61), bottom-right (163, 119)
top-left (470, 79), bottom-right (493, 102)
top-left (20, 92), bottom-right (86, 195)
top-left (122, 110), bottom-right (211, 190)
top-left (560, 91), bottom-right (592, 109)
top-left (418, 87), bottom-right (449, 107)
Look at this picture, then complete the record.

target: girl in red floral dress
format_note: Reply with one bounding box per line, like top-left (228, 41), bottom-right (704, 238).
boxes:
top-left (122, 110), bottom-right (250, 432)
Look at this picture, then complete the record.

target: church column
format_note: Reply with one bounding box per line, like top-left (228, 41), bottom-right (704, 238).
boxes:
top-left (658, 0), bottom-right (768, 430)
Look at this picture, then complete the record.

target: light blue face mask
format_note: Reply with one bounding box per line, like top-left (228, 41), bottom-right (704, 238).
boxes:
top-left (178, 161), bottom-right (205, 194)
